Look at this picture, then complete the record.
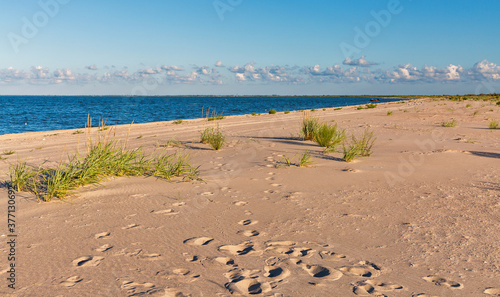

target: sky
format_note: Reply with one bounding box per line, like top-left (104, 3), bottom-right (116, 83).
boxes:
top-left (1, 0), bottom-right (499, 96)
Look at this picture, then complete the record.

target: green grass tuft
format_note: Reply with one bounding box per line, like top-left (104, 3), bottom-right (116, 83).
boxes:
top-left (173, 120), bottom-right (183, 124)
top-left (489, 120), bottom-right (499, 129)
top-left (284, 110), bottom-right (290, 114)
top-left (441, 119), bottom-right (458, 127)
top-left (342, 129), bottom-right (376, 162)
top-left (301, 112), bottom-right (320, 141)
top-left (298, 150), bottom-right (313, 167)
top-left (387, 111), bottom-right (393, 116)
top-left (200, 125), bottom-right (225, 150)
top-left (314, 123), bottom-right (345, 150)
top-left (3, 150), bottom-right (15, 155)
top-left (269, 109), bottom-right (277, 114)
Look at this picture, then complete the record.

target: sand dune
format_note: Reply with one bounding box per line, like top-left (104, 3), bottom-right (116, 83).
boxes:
top-left (0, 98), bottom-right (499, 296)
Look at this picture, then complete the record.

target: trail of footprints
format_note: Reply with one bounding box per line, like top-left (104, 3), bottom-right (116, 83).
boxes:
top-left (64, 200), bottom-right (188, 295)
top-left (61, 184), bottom-right (490, 296)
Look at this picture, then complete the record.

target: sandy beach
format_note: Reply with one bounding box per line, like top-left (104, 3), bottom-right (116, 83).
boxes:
top-left (0, 98), bottom-right (499, 296)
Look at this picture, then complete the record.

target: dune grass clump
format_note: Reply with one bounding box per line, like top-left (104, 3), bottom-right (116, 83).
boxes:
top-left (342, 129), bottom-right (376, 162)
top-left (200, 125), bottom-right (225, 150)
top-left (3, 150), bottom-right (15, 155)
top-left (173, 120), bottom-right (183, 124)
top-left (314, 123), bottom-right (346, 151)
top-left (8, 121), bottom-right (200, 202)
top-left (301, 112), bottom-right (320, 140)
top-left (441, 119), bottom-right (458, 127)
top-left (284, 110), bottom-right (290, 114)
top-left (365, 103), bottom-right (377, 109)
top-left (204, 107), bottom-right (225, 121)
top-left (275, 151), bottom-right (312, 168)
top-left (387, 111), bottom-right (393, 116)
top-left (269, 109), bottom-right (277, 114)
top-left (298, 150), bottom-right (312, 167)
top-left (489, 120), bottom-right (499, 129)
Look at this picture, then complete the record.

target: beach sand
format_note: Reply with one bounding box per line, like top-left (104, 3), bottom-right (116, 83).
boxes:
top-left (0, 98), bottom-right (499, 296)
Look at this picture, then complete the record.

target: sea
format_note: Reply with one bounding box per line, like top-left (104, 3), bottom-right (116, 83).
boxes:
top-left (0, 96), bottom-right (407, 135)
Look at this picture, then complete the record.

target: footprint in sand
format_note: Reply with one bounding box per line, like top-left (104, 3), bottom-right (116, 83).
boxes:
top-left (239, 219), bottom-right (258, 226)
top-left (172, 201), bottom-right (186, 207)
top-left (270, 183), bottom-right (282, 187)
top-left (183, 253), bottom-right (198, 262)
top-left (72, 256), bottom-right (104, 267)
top-left (215, 257), bottom-right (235, 265)
top-left (173, 268), bottom-right (200, 278)
top-left (224, 268), bottom-right (263, 295)
top-left (412, 294), bottom-right (439, 297)
top-left (319, 250), bottom-right (347, 261)
top-left (95, 244), bottom-right (113, 252)
top-left (183, 237), bottom-right (214, 246)
top-left (234, 201), bottom-right (248, 206)
top-left (94, 232), bottom-right (110, 239)
top-left (265, 176), bottom-right (275, 181)
top-left (60, 276), bottom-right (83, 287)
top-left (201, 192), bottom-right (214, 196)
top-left (122, 224), bottom-right (139, 230)
top-left (139, 253), bottom-right (162, 260)
top-left (266, 241), bottom-right (296, 247)
top-left (423, 275), bottom-right (463, 289)
top-left (234, 278), bottom-right (262, 295)
top-left (301, 264), bottom-right (343, 280)
top-left (353, 280), bottom-right (403, 295)
top-left (153, 209), bottom-right (178, 215)
top-left (121, 280), bottom-right (157, 296)
top-left (339, 261), bottom-right (381, 277)
top-left (484, 287), bottom-right (500, 296)
top-left (265, 241), bottom-right (297, 255)
top-left (218, 242), bottom-right (254, 256)
top-left (237, 230), bottom-right (260, 237)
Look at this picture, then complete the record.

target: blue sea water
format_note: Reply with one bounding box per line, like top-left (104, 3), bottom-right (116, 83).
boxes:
top-left (0, 96), bottom-right (407, 135)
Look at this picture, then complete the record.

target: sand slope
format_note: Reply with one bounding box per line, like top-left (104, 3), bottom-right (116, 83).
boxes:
top-left (0, 98), bottom-right (499, 296)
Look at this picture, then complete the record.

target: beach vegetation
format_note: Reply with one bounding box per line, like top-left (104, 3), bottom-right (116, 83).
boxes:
top-left (252, 112), bottom-right (257, 116)
top-left (284, 110), bottom-right (290, 114)
top-left (8, 120), bottom-right (200, 202)
top-left (300, 112), bottom-right (320, 140)
top-left (365, 103), bottom-right (377, 109)
top-left (173, 120), bottom-right (183, 124)
top-left (465, 104), bottom-right (472, 108)
top-left (204, 107), bottom-right (225, 121)
top-left (489, 120), bottom-right (499, 129)
top-left (342, 129), bottom-right (376, 162)
top-left (3, 150), bottom-right (15, 155)
top-left (298, 150), bottom-right (312, 167)
top-left (200, 124), bottom-right (225, 150)
top-left (334, 107), bottom-right (342, 110)
top-left (387, 111), bottom-right (393, 116)
top-left (269, 109), bottom-right (277, 114)
top-left (441, 119), bottom-right (458, 127)
top-left (275, 155), bottom-right (292, 168)
top-left (73, 130), bottom-right (84, 135)
top-left (314, 123), bottom-right (345, 150)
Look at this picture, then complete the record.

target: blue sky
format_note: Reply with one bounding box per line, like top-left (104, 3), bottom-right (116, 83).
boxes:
top-left (1, 0), bottom-right (499, 95)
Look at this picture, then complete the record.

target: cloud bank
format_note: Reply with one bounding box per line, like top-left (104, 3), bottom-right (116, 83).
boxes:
top-left (1, 60), bottom-right (499, 88)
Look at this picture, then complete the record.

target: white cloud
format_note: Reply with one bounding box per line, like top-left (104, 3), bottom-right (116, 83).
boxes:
top-left (343, 56), bottom-right (378, 67)
top-left (161, 65), bottom-right (184, 71)
top-left (215, 60), bottom-right (224, 67)
top-left (86, 65), bottom-right (98, 70)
